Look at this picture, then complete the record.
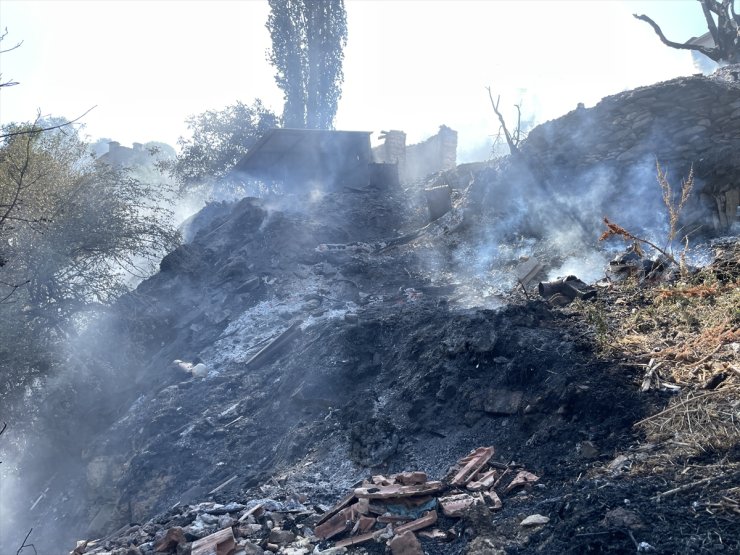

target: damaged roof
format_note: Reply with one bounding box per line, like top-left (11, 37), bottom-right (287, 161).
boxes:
top-left (232, 128), bottom-right (373, 183)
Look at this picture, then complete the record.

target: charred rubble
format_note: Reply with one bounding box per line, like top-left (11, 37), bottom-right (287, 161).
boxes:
top-left (5, 69), bottom-right (740, 554)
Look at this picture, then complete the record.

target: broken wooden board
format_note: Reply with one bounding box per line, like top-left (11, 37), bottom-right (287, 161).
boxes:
top-left (334, 529), bottom-right (378, 549)
top-left (394, 510), bottom-right (438, 534)
top-left (191, 528), bottom-right (236, 555)
top-left (354, 481), bottom-right (444, 499)
top-left (483, 490), bottom-right (503, 510)
top-left (466, 469), bottom-right (497, 491)
top-left (316, 490), bottom-right (356, 525)
top-left (450, 447), bottom-right (494, 486)
top-left (315, 506), bottom-right (355, 540)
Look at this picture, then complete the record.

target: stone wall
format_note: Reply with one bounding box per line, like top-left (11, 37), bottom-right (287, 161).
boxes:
top-left (520, 65), bottom-right (740, 232)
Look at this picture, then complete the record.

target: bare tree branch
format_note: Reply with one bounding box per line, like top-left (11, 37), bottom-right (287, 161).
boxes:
top-left (633, 13), bottom-right (720, 60)
top-left (16, 528), bottom-right (37, 555)
top-left (0, 28), bottom-right (23, 54)
top-left (486, 87), bottom-right (521, 156)
top-left (0, 106), bottom-right (97, 140)
top-left (634, 1), bottom-right (740, 63)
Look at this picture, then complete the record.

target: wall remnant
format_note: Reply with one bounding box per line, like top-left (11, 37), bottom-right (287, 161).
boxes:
top-left (374, 126), bottom-right (458, 184)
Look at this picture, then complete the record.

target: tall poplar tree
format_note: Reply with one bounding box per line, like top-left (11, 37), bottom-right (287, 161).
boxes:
top-left (266, 0), bottom-right (348, 129)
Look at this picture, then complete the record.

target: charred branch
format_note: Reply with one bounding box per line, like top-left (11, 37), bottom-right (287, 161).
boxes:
top-left (0, 106), bottom-right (97, 140)
top-left (16, 529), bottom-right (37, 555)
top-left (486, 87), bottom-right (521, 157)
top-left (634, 1), bottom-right (740, 63)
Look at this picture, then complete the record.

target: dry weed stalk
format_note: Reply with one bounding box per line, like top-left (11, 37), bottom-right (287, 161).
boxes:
top-left (600, 161), bottom-right (695, 272)
top-left (657, 161), bottom-right (694, 245)
top-left (600, 217), bottom-right (677, 265)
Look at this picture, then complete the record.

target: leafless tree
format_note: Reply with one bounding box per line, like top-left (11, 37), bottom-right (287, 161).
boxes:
top-left (486, 87), bottom-right (525, 157)
top-left (634, 0), bottom-right (740, 64)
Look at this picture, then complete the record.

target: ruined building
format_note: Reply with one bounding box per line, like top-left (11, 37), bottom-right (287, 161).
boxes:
top-left (97, 140), bottom-right (151, 167)
top-left (373, 125), bottom-right (458, 183)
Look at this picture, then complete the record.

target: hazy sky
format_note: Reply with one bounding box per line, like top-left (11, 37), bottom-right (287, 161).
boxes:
top-left (0, 0), bottom-right (709, 160)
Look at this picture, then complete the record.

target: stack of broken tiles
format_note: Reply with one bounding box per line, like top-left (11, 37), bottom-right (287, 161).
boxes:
top-left (315, 446), bottom-right (540, 551)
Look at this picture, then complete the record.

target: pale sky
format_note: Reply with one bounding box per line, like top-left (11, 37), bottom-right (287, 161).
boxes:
top-left (0, 0), bottom-right (709, 161)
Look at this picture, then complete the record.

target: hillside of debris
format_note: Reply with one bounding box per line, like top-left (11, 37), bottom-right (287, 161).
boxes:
top-left (4, 69), bottom-right (739, 555)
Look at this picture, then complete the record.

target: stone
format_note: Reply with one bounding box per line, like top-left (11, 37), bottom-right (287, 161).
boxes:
top-left (577, 440), bottom-right (600, 459)
top-left (603, 507), bottom-right (644, 530)
top-left (388, 530), bottom-right (423, 555)
top-left (236, 523), bottom-right (263, 537)
top-left (240, 543), bottom-right (265, 555)
top-left (218, 515), bottom-right (236, 529)
top-left (268, 529), bottom-right (296, 545)
top-left (520, 514), bottom-right (550, 527)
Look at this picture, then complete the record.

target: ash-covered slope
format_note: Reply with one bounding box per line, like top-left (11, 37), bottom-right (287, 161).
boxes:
top-left (10, 69), bottom-right (740, 554)
top-left (65, 180), bottom-right (644, 539)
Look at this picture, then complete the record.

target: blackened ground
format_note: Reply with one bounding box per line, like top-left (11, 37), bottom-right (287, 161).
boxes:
top-left (11, 183), bottom-right (738, 554)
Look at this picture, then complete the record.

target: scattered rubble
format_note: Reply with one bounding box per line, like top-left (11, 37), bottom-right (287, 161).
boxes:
top-left (71, 446), bottom-right (546, 554)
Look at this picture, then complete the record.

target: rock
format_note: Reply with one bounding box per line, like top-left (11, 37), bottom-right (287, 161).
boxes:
top-left (466, 537), bottom-right (505, 555)
top-left (205, 502), bottom-right (246, 515)
top-left (191, 363), bottom-right (209, 378)
top-left (388, 530), bottom-right (423, 555)
top-left (236, 524), bottom-right (263, 537)
top-left (603, 507), bottom-right (644, 530)
top-left (218, 515), bottom-right (236, 529)
top-left (520, 514), bottom-right (550, 527)
top-left (577, 440), bottom-right (599, 459)
top-left (267, 529), bottom-right (296, 545)
top-left (240, 543), bottom-right (264, 555)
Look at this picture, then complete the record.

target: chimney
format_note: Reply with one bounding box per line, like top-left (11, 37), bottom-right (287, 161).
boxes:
top-left (108, 141), bottom-right (120, 154)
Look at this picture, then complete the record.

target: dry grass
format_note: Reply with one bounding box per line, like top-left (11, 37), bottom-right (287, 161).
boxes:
top-left (575, 239), bottom-right (740, 459)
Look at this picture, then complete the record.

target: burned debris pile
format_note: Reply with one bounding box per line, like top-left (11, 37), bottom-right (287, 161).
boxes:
top-left (71, 446), bottom-right (548, 555)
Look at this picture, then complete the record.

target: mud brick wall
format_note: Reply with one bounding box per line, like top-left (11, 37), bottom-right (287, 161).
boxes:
top-left (405, 125), bottom-right (458, 183)
top-left (374, 126), bottom-right (458, 184)
top-left (521, 64), bottom-right (740, 231)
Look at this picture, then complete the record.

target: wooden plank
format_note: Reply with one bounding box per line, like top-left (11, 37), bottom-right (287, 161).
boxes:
top-left (466, 469), bottom-right (497, 491)
top-left (315, 507), bottom-right (354, 540)
top-left (394, 510), bottom-right (438, 534)
top-left (451, 447), bottom-right (494, 486)
top-left (316, 490), bottom-right (356, 525)
top-left (191, 528), bottom-right (236, 555)
top-left (334, 530), bottom-right (377, 549)
top-left (354, 481), bottom-right (444, 499)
